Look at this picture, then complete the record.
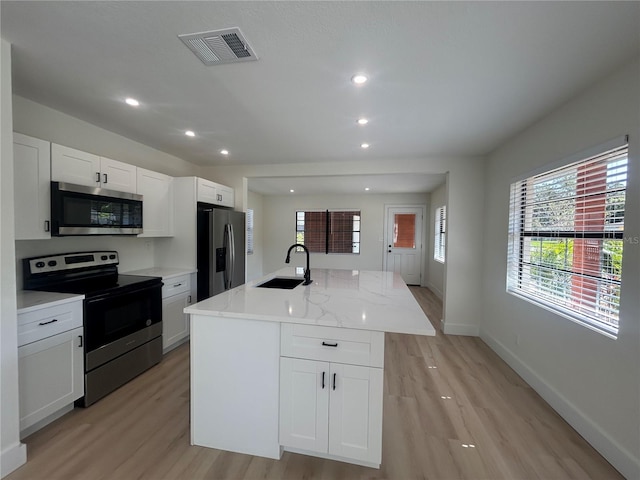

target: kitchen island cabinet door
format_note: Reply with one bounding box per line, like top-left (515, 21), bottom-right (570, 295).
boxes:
top-left (13, 133), bottom-right (51, 240)
top-left (18, 327), bottom-right (84, 434)
top-left (279, 357), bottom-right (329, 453)
top-left (328, 363), bottom-right (383, 464)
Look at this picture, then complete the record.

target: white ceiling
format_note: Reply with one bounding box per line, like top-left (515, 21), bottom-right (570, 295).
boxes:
top-left (2, 1), bottom-right (639, 196)
top-left (248, 173), bottom-right (446, 196)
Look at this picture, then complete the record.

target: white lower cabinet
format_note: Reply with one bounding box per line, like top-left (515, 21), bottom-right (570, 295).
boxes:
top-left (18, 327), bottom-right (84, 433)
top-left (162, 274), bottom-right (192, 351)
top-left (279, 324), bottom-right (384, 467)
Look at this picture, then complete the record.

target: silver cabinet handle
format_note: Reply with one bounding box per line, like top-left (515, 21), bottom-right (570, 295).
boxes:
top-left (78, 335), bottom-right (83, 347)
top-left (103, 173), bottom-right (108, 184)
top-left (96, 172), bottom-right (101, 182)
top-left (44, 220), bottom-right (50, 232)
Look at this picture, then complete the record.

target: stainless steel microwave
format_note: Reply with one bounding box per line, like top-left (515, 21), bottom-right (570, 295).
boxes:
top-left (51, 182), bottom-right (143, 235)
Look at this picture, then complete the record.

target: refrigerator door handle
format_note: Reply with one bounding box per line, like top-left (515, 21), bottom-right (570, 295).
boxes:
top-left (223, 223), bottom-right (230, 290)
top-left (228, 223), bottom-right (235, 289)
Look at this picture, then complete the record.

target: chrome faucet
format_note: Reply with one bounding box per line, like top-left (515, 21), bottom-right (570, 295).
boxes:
top-left (285, 244), bottom-right (312, 285)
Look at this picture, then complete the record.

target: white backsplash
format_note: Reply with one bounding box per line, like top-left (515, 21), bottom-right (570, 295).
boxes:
top-left (15, 236), bottom-right (156, 288)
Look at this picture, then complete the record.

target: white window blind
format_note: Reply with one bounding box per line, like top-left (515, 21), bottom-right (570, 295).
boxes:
top-left (434, 205), bottom-right (446, 263)
top-left (507, 139), bottom-right (628, 337)
top-left (246, 209), bottom-right (254, 255)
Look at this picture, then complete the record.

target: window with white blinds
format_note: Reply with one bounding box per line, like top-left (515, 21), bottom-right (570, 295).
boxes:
top-left (246, 209), bottom-right (254, 255)
top-left (434, 205), bottom-right (446, 263)
top-left (507, 138), bottom-right (628, 337)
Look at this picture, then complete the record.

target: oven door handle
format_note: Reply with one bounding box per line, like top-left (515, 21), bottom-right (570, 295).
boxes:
top-left (84, 281), bottom-right (162, 303)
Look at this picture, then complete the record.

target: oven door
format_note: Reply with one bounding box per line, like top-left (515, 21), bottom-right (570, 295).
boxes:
top-left (84, 283), bottom-right (162, 372)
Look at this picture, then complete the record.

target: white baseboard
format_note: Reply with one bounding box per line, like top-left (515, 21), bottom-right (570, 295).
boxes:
top-left (481, 331), bottom-right (640, 480)
top-left (1, 441), bottom-right (26, 478)
top-left (442, 322), bottom-right (479, 336)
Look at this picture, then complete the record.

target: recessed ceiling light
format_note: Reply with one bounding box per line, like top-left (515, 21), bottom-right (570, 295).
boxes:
top-left (125, 97), bottom-right (139, 107)
top-left (360, 143), bottom-right (370, 149)
top-left (220, 149), bottom-right (229, 155)
top-left (289, 189), bottom-right (295, 193)
top-left (185, 130), bottom-right (195, 137)
top-left (365, 187), bottom-right (370, 191)
top-left (357, 118), bottom-right (369, 125)
top-left (351, 74), bottom-right (368, 85)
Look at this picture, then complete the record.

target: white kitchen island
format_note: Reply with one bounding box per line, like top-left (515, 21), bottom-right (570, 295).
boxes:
top-left (184, 267), bottom-right (435, 468)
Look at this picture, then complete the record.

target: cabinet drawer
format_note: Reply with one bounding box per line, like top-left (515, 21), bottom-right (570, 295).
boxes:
top-left (162, 274), bottom-right (190, 298)
top-left (18, 302), bottom-right (83, 347)
top-left (281, 324), bottom-right (384, 368)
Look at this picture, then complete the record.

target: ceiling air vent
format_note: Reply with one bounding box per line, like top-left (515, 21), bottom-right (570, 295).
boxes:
top-left (178, 27), bottom-right (258, 66)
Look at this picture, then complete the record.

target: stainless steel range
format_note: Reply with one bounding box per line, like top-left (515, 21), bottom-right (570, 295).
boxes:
top-left (23, 251), bottom-right (163, 406)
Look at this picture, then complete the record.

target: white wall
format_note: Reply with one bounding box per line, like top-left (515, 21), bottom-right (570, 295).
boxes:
top-left (481, 57), bottom-right (640, 478)
top-left (203, 156), bottom-right (484, 335)
top-left (246, 190), bottom-right (265, 281)
top-left (0, 39), bottom-right (27, 478)
top-left (426, 182), bottom-right (447, 299)
top-left (260, 192), bottom-right (428, 276)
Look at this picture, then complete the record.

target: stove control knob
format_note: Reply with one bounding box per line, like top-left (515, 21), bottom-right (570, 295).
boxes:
top-left (109, 254), bottom-right (116, 260)
top-left (101, 255), bottom-right (108, 261)
top-left (48, 260), bottom-right (57, 267)
top-left (35, 261), bottom-right (45, 268)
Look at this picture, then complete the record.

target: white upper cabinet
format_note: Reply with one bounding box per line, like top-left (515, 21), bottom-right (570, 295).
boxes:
top-left (137, 167), bottom-right (174, 237)
top-left (99, 156), bottom-right (137, 193)
top-left (51, 144), bottom-right (100, 187)
top-left (13, 133), bottom-right (51, 240)
top-left (216, 183), bottom-right (234, 208)
top-left (197, 177), bottom-right (234, 207)
top-left (196, 177), bottom-right (218, 204)
top-left (51, 144), bottom-right (136, 193)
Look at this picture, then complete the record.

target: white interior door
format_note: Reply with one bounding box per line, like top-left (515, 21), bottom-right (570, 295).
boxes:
top-left (384, 206), bottom-right (424, 285)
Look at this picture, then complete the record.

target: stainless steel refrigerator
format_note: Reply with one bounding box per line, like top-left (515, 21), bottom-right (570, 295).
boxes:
top-left (197, 204), bottom-right (246, 301)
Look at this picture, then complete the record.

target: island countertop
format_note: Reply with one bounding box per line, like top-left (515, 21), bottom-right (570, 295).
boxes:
top-left (184, 267), bottom-right (436, 336)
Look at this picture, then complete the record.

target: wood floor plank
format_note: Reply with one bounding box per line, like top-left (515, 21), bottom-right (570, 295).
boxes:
top-left (6, 287), bottom-right (623, 480)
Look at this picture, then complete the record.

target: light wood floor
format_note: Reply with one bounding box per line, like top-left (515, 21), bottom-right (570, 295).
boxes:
top-left (7, 287), bottom-right (621, 480)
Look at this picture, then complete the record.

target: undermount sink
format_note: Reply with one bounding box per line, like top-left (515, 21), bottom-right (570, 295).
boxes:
top-left (256, 277), bottom-right (304, 289)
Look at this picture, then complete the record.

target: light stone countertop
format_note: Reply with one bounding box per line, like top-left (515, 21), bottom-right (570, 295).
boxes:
top-left (17, 290), bottom-right (85, 314)
top-left (185, 267), bottom-right (436, 336)
top-left (122, 267), bottom-right (196, 279)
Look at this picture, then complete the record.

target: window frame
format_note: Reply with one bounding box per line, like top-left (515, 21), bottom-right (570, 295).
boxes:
top-left (506, 136), bottom-right (628, 339)
top-left (295, 209), bottom-right (361, 254)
